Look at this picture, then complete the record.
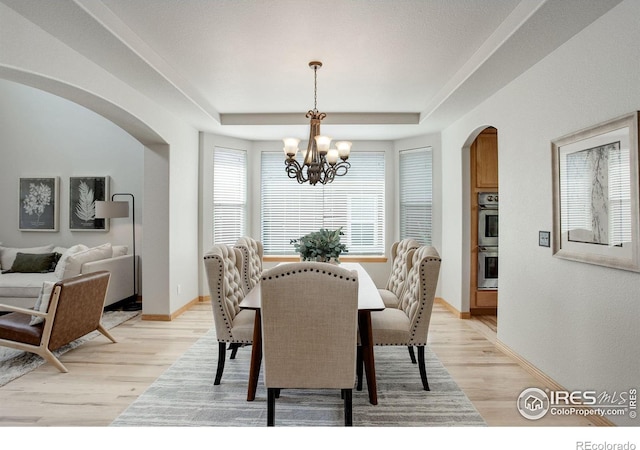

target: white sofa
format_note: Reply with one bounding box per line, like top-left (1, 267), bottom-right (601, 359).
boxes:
top-left (0, 243), bottom-right (135, 309)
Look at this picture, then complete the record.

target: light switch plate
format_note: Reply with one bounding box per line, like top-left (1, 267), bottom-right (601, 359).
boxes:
top-left (539, 231), bottom-right (550, 247)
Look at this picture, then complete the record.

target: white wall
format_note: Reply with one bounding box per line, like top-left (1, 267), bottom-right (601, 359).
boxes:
top-left (1, 3), bottom-right (200, 316)
top-left (0, 79), bottom-right (143, 257)
top-left (440, 0), bottom-right (640, 425)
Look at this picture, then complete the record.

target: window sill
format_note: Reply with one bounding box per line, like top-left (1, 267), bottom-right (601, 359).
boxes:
top-left (263, 255), bottom-right (388, 263)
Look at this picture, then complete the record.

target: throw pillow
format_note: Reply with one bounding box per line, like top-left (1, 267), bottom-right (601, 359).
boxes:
top-left (61, 243), bottom-right (112, 279)
top-left (112, 245), bottom-right (128, 257)
top-left (49, 252), bottom-right (62, 272)
top-left (9, 252), bottom-right (58, 273)
top-left (0, 244), bottom-right (54, 271)
top-left (52, 246), bottom-right (68, 255)
top-left (30, 280), bottom-right (57, 326)
top-left (54, 244), bottom-right (89, 279)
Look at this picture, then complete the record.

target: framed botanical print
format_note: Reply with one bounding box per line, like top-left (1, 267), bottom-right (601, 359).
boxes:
top-left (69, 176), bottom-right (110, 231)
top-left (552, 111), bottom-right (640, 272)
top-left (19, 177), bottom-right (59, 231)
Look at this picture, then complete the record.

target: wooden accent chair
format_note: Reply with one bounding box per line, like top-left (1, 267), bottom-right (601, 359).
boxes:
top-left (234, 237), bottom-right (263, 293)
top-left (360, 246), bottom-right (441, 391)
top-left (379, 239), bottom-right (420, 309)
top-left (260, 262), bottom-right (359, 426)
top-left (203, 244), bottom-right (255, 385)
top-left (0, 271), bottom-right (115, 373)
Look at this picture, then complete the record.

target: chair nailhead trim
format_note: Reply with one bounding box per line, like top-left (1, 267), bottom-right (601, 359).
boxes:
top-left (262, 267), bottom-right (357, 282)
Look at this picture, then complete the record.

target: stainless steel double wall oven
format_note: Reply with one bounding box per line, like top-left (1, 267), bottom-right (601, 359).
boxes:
top-left (477, 192), bottom-right (498, 290)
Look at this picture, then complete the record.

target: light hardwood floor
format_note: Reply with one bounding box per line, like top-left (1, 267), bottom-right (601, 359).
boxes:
top-left (0, 301), bottom-right (598, 427)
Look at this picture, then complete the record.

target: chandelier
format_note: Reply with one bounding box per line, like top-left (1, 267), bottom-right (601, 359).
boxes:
top-left (283, 61), bottom-right (352, 185)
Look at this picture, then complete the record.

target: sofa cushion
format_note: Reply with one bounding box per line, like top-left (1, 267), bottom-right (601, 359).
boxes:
top-left (61, 243), bottom-right (112, 279)
top-left (112, 245), bottom-right (128, 257)
top-left (54, 244), bottom-right (89, 279)
top-left (29, 280), bottom-right (56, 325)
top-left (0, 272), bottom-right (58, 298)
top-left (0, 245), bottom-right (54, 271)
top-left (9, 252), bottom-right (59, 273)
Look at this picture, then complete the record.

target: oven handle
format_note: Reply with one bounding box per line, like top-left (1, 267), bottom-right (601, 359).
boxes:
top-left (478, 205), bottom-right (498, 210)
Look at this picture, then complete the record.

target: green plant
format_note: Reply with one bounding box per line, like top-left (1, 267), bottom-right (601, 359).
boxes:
top-left (290, 227), bottom-right (348, 263)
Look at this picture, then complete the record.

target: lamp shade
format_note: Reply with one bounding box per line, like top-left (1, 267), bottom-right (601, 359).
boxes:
top-left (95, 200), bottom-right (129, 219)
top-left (283, 138), bottom-right (300, 157)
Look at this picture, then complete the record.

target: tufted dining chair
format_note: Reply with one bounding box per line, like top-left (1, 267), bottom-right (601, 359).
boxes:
top-left (379, 239), bottom-right (420, 309)
top-left (203, 244), bottom-right (255, 385)
top-left (260, 262), bottom-right (359, 426)
top-left (234, 237), bottom-right (264, 293)
top-left (360, 246), bottom-right (441, 391)
top-left (378, 239), bottom-right (421, 362)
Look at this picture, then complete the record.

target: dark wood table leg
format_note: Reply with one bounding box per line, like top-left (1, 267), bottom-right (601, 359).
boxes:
top-left (358, 310), bottom-right (378, 405)
top-left (247, 310), bottom-right (262, 401)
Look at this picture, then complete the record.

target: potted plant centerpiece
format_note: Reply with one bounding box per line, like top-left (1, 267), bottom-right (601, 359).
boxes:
top-left (290, 227), bottom-right (348, 264)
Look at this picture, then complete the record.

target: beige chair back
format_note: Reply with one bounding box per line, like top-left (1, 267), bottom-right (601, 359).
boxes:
top-left (386, 239), bottom-right (420, 297)
top-left (234, 237), bottom-right (263, 292)
top-left (398, 246), bottom-right (441, 345)
top-left (260, 262), bottom-right (359, 389)
top-left (203, 244), bottom-right (246, 341)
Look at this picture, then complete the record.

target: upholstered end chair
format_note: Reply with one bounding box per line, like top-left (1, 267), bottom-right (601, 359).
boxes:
top-left (234, 237), bottom-right (263, 293)
top-left (0, 271), bottom-right (116, 373)
top-left (364, 246), bottom-right (441, 390)
top-left (203, 244), bottom-right (255, 385)
top-left (378, 239), bottom-right (420, 309)
top-left (260, 262), bottom-right (359, 426)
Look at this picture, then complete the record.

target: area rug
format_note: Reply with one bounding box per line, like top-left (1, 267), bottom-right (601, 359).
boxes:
top-left (111, 328), bottom-right (486, 427)
top-left (0, 310), bottom-right (139, 387)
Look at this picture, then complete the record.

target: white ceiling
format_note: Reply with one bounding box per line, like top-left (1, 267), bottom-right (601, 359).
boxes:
top-left (2, 0), bottom-right (623, 141)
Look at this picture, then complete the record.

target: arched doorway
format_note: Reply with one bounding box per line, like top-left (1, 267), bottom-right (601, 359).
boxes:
top-left (0, 69), bottom-right (170, 315)
top-left (469, 127), bottom-right (499, 317)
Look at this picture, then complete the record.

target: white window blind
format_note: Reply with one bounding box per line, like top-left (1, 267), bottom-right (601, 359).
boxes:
top-left (213, 147), bottom-right (247, 245)
top-left (399, 147), bottom-right (433, 245)
top-left (261, 151), bottom-right (385, 255)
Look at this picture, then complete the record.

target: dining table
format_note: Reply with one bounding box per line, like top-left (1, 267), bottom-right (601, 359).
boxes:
top-left (239, 262), bottom-right (385, 405)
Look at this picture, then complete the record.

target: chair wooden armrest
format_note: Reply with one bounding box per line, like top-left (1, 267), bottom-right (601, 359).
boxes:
top-left (0, 304), bottom-right (44, 316)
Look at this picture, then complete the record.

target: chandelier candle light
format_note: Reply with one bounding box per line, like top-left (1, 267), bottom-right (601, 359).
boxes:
top-left (283, 61), bottom-right (352, 185)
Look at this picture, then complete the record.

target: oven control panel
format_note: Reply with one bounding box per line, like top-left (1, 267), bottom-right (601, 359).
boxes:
top-left (478, 192), bottom-right (498, 207)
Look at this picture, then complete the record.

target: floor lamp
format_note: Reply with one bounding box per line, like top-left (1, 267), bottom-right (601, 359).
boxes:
top-left (95, 193), bottom-right (140, 311)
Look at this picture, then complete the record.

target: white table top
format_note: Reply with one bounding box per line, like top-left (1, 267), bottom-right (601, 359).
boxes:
top-left (239, 262), bottom-right (384, 311)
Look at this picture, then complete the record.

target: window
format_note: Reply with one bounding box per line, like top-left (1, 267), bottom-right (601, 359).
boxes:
top-left (399, 147), bottom-right (432, 245)
top-left (213, 147), bottom-right (246, 245)
top-left (261, 151), bottom-right (385, 255)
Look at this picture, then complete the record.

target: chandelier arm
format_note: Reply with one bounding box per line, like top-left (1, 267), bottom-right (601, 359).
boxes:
top-left (285, 158), bottom-right (307, 183)
top-left (332, 161), bottom-right (351, 178)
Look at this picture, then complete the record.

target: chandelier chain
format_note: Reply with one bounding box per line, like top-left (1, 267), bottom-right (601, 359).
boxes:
top-left (313, 65), bottom-right (318, 113)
